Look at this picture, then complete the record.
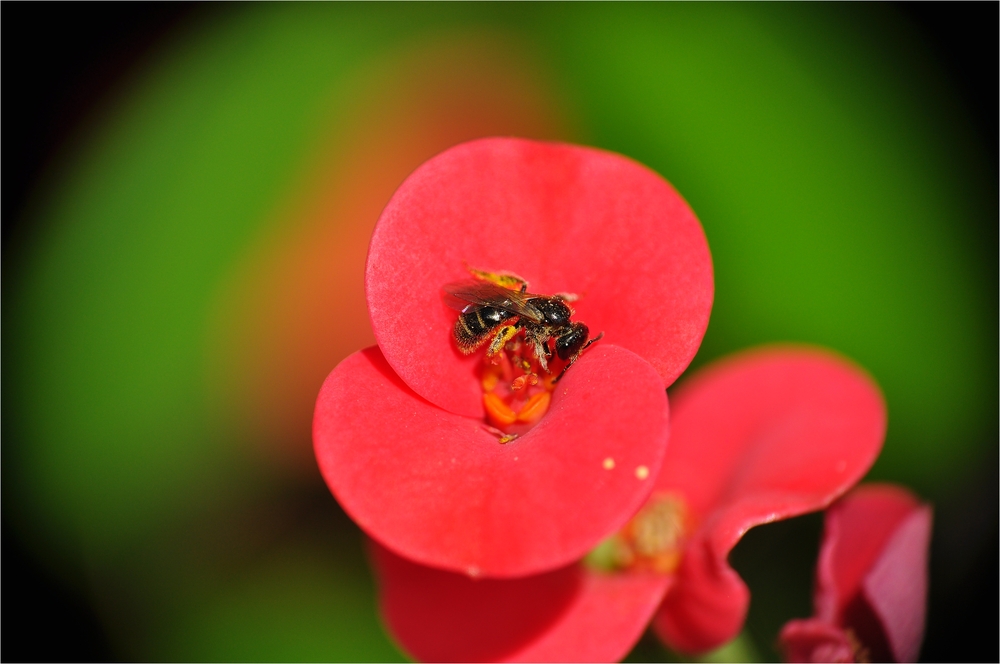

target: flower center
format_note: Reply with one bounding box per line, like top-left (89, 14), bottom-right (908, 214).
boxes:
top-left (585, 493), bottom-right (690, 574)
top-left (479, 338), bottom-right (558, 443)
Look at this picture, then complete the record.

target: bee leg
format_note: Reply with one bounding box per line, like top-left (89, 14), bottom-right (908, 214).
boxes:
top-left (553, 359), bottom-right (574, 383)
top-left (532, 354), bottom-right (547, 373)
top-left (466, 265), bottom-right (530, 292)
top-left (523, 331), bottom-right (550, 373)
top-left (553, 292), bottom-right (579, 303)
top-left (487, 325), bottom-right (520, 356)
top-left (553, 332), bottom-right (604, 383)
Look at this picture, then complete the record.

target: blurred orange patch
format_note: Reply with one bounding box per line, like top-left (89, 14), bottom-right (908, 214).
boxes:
top-left (206, 33), bottom-right (573, 475)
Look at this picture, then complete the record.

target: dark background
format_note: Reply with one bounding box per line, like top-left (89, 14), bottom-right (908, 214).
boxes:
top-left (3, 3), bottom-right (996, 661)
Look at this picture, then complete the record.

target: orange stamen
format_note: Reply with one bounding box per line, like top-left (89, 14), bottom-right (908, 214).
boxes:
top-left (476, 332), bottom-right (562, 442)
top-left (483, 392), bottom-right (518, 427)
top-left (516, 391), bottom-right (551, 424)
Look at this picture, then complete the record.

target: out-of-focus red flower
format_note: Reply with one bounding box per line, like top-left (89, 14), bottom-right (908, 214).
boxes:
top-left (369, 346), bottom-right (888, 662)
top-left (779, 484), bottom-right (932, 663)
top-left (369, 539), bottom-right (673, 663)
top-left (314, 138), bottom-right (714, 578)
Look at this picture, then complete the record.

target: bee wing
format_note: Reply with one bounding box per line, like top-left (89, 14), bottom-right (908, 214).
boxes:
top-left (442, 280), bottom-right (545, 322)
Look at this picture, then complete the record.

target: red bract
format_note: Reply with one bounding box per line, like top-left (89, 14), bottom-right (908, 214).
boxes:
top-left (315, 344), bottom-right (668, 577)
top-left (314, 138), bottom-right (712, 578)
top-left (368, 346), bottom-right (887, 662)
top-left (649, 346), bottom-right (886, 653)
top-left (365, 137), bottom-right (713, 418)
top-left (779, 484), bottom-right (932, 663)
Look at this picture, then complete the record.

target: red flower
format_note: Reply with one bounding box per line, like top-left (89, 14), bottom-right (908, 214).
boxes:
top-left (779, 484), bottom-right (932, 663)
top-left (314, 138), bottom-right (714, 577)
top-left (368, 346), bottom-right (887, 662)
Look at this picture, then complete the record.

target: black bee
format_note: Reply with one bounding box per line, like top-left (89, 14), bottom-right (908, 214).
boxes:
top-left (443, 268), bottom-right (603, 382)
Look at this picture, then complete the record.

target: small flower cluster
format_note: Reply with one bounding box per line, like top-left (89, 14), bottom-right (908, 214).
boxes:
top-left (313, 138), bottom-right (930, 661)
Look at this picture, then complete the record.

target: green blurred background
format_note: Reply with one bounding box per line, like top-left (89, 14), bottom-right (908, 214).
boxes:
top-left (3, 4), bottom-right (995, 661)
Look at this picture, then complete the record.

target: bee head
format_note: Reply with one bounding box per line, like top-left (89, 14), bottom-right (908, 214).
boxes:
top-left (555, 322), bottom-right (589, 360)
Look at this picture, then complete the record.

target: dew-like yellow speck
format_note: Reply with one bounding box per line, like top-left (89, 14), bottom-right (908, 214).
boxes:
top-left (636, 465), bottom-right (650, 480)
top-left (603, 457), bottom-right (615, 470)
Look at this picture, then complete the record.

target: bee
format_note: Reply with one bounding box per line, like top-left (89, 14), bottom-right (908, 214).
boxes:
top-left (443, 268), bottom-right (603, 382)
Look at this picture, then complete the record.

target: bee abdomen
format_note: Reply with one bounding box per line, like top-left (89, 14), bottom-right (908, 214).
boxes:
top-left (454, 306), bottom-right (515, 354)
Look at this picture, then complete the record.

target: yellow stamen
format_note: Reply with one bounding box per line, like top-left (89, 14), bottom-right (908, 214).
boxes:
top-left (586, 493), bottom-right (690, 574)
top-left (620, 493), bottom-right (688, 573)
top-left (481, 370), bottom-right (500, 393)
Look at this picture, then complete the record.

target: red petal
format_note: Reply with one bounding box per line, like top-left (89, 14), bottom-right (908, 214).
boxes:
top-left (779, 619), bottom-right (856, 663)
top-left (366, 137), bottom-right (713, 418)
top-left (371, 540), bottom-right (672, 663)
top-left (313, 344), bottom-right (669, 578)
top-left (651, 346), bottom-right (886, 653)
top-left (652, 538), bottom-right (750, 654)
top-left (814, 484), bottom-right (932, 662)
